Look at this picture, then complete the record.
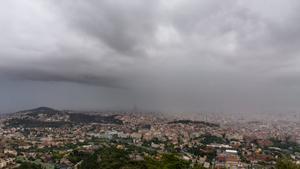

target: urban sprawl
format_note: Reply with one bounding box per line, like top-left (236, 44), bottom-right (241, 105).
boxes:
top-left (0, 107), bottom-right (299, 169)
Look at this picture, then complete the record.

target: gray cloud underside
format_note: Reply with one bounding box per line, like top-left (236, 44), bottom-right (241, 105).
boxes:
top-left (1, 0), bottom-right (300, 112)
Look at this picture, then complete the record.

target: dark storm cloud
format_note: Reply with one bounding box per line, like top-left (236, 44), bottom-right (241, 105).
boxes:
top-left (1, 0), bottom-right (300, 113)
top-left (54, 0), bottom-right (160, 56)
top-left (1, 67), bottom-right (122, 88)
top-left (0, 48), bottom-right (125, 88)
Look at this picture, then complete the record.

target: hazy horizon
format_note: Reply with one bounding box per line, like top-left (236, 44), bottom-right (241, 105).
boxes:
top-left (1, 0), bottom-right (300, 114)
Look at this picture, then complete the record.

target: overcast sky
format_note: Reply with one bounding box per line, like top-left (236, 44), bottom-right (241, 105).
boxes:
top-left (0, 0), bottom-right (300, 113)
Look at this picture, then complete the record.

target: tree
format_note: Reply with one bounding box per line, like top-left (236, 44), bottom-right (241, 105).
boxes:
top-left (17, 162), bottom-right (43, 169)
top-left (276, 158), bottom-right (300, 169)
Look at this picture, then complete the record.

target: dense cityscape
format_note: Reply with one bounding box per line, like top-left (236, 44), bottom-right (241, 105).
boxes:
top-left (0, 107), bottom-right (299, 169)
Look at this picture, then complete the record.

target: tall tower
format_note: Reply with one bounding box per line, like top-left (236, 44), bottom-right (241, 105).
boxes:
top-left (133, 104), bottom-right (138, 113)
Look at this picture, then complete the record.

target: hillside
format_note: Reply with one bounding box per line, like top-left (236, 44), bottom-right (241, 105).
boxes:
top-left (5, 107), bottom-right (123, 128)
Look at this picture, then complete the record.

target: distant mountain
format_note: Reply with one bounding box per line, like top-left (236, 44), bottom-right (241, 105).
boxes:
top-left (25, 106), bottom-right (59, 112)
top-left (4, 107), bottom-right (123, 128)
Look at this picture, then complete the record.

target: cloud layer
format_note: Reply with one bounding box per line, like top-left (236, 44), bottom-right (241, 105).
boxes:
top-left (0, 0), bottom-right (300, 113)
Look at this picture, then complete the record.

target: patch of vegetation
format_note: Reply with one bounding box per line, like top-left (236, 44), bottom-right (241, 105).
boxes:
top-left (168, 120), bottom-right (219, 127)
top-left (67, 150), bottom-right (90, 164)
top-left (79, 146), bottom-right (205, 169)
top-left (17, 162), bottom-right (43, 169)
top-left (200, 134), bottom-right (226, 144)
top-left (276, 158), bottom-right (300, 169)
top-left (68, 114), bottom-right (123, 125)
